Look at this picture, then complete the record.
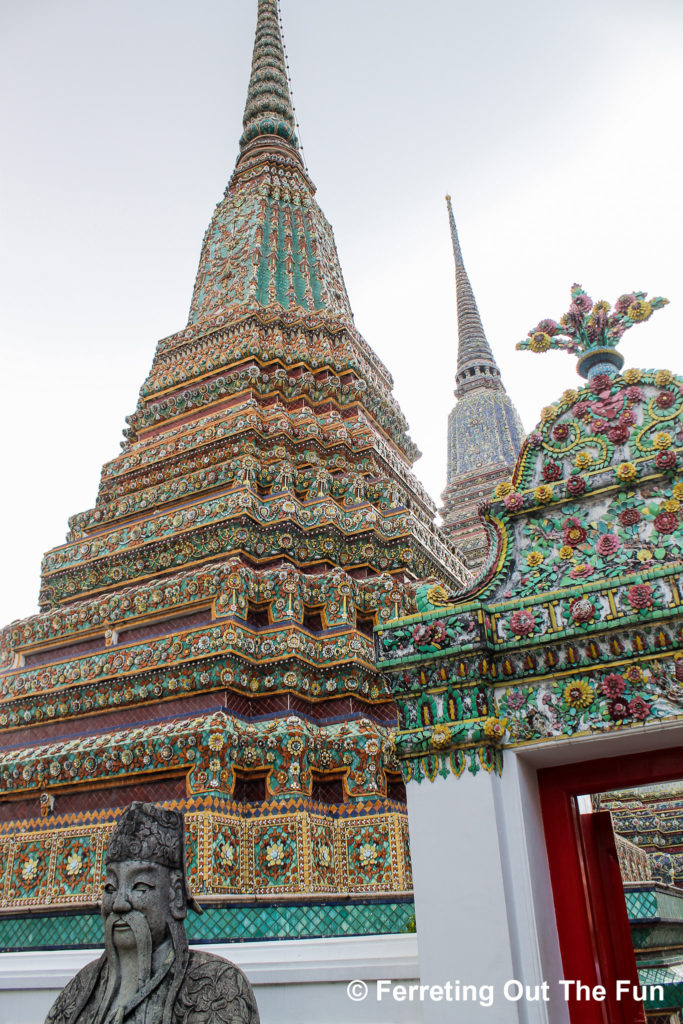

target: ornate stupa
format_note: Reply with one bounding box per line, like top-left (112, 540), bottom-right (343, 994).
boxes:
top-left (440, 197), bottom-right (525, 569)
top-left (0, 0), bottom-right (470, 951)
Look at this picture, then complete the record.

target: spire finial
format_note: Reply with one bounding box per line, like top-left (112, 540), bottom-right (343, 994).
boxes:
top-left (239, 0), bottom-right (299, 153)
top-left (516, 284), bottom-right (670, 380)
top-left (445, 196), bottom-right (501, 395)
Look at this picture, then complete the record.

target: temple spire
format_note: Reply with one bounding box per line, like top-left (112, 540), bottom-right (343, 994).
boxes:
top-left (446, 195), bottom-right (502, 396)
top-left (239, 0), bottom-right (299, 155)
top-left (440, 196), bottom-right (526, 571)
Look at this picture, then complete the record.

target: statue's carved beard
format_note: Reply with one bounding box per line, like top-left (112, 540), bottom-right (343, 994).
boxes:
top-left (98, 909), bottom-right (154, 1019)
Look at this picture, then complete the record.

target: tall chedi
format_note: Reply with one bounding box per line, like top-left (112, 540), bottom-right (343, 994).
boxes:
top-left (440, 196), bottom-right (526, 569)
top-left (0, 1), bottom-right (470, 950)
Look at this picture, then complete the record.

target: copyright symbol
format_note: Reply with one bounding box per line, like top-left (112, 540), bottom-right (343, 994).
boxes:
top-left (347, 979), bottom-right (369, 1002)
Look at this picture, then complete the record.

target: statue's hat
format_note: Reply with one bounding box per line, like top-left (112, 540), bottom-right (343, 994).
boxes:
top-left (106, 802), bottom-right (202, 913)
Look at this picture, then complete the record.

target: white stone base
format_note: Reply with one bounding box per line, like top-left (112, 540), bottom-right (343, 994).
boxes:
top-left (0, 934), bottom-right (420, 1024)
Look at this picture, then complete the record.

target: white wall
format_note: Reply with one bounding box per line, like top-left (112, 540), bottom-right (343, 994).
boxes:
top-left (406, 770), bottom-right (520, 1024)
top-left (0, 934), bottom-right (420, 1024)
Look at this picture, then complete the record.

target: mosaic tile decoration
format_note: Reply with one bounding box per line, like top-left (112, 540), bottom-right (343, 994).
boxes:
top-left (625, 888), bottom-right (660, 920)
top-left (0, 899), bottom-right (415, 952)
top-left (0, 0), bottom-right (473, 940)
top-left (0, 808), bottom-right (411, 912)
top-left (377, 354), bottom-right (683, 782)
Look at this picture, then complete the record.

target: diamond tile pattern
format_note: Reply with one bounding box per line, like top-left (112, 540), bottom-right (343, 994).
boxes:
top-left (0, 900), bottom-right (415, 951)
top-left (626, 888), bottom-right (659, 919)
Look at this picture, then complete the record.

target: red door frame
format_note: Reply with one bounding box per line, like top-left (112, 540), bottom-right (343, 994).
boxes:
top-left (538, 746), bottom-right (683, 1024)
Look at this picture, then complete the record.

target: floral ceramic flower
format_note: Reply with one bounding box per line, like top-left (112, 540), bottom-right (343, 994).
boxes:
top-left (637, 549), bottom-right (653, 562)
top-left (529, 331), bottom-right (552, 352)
top-left (543, 460), bottom-right (562, 481)
top-left (66, 853), bottom-right (83, 877)
top-left (425, 584), bottom-right (451, 606)
top-left (208, 733), bottom-right (224, 750)
top-left (590, 373), bottom-right (612, 393)
top-left (596, 534), bottom-right (620, 556)
top-left (623, 368), bottom-right (642, 384)
top-left (655, 370), bottom-right (674, 386)
top-left (506, 690), bottom-right (525, 710)
top-left (503, 492), bottom-right (524, 512)
top-left (562, 388), bottom-right (579, 405)
top-left (654, 511), bottom-right (678, 534)
top-left (615, 294), bottom-right (636, 314)
top-left (563, 518), bottom-right (587, 546)
top-left (673, 484), bottom-right (683, 501)
top-left (534, 485), bottom-right (554, 505)
top-left (656, 451), bottom-right (677, 470)
top-left (266, 841), bottom-right (286, 866)
top-left (616, 462), bottom-right (638, 482)
top-left (541, 406), bottom-right (558, 423)
top-left (412, 623), bottom-right (432, 646)
top-left (628, 583), bottom-right (654, 610)
top-left (528, 432), bottom-right (544, 448)
top-left (609, 699), bottom-right (630, 721)
top-left (627, 299), bottom-right (653, 321)
top-left (625, 385), bottom-right (644, 402)
top-left (608, 423), bottom-right (629, 444)
top-left (656, 391), bottom-right (675, 409)
top-left (559, 545), bottom-right (574, 560)
top-left (600, 674), bottom-right (626, 699)
top-left (574, 451), bottom-right (593, 470)
top-left (566, 475), bottom-right (586, 496)
top-left (431, 724), bottom-right (451, 748)
top-left (21, 857), bottom-right (38, 882)
top-left (526, 551), bottom-right (544, 567)
top-left (359, 842), bottom-right (378, 866)
top-left (653, 432), bottom-right (673, 450)
top-left (628, 696), bottom-right (651, 720)
top-left (570, 598), bottom-right (596, 623)
top-left (220, 842), bottom-right (235, 867)
top-left (494, 480), bottom-right (514, 498)
top-left (626, 665), bottom-right (643, 684)
top-left (570, 563), bottom-right (594, 579)
top-left (509, 610), bottom-right (536, 637)
top-left (619, 507), bottom-right (641, 527)
top-left (553, 423), bottom-right (570, 441)
top-left (563, 680), bottom-right (594, 709)
top-left (483, 717), bottom-right (506, 740)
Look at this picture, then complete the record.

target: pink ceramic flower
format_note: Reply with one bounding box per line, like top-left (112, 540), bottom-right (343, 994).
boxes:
top-left (654, 511), bottom-right (678, 535)
top-left (628, 584), bottom-right (654, 610)
top-left (655, 451), bottom-right (677, 470)
top-left (566, 475), bottom-right (586, 496)
top-left (596, 534), bottom-right (620, 556)
top-left (609, 699), bottom-right (630, 720)
top-left (570, 598), bottom-right (595, 623)
top-left (503, 492), bottom-right (524, 512)
top-left (628, 696), bottom-right (651, 720)
top-left (600, 673), bottom-right (626, 699)
top-left (619, 508), bottom-right (641, 527)
top-left (509, 610), bottom-right (536, 637)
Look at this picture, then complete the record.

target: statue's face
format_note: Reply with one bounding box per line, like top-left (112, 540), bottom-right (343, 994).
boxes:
top-left (102, 860), bottom-right (175, 950)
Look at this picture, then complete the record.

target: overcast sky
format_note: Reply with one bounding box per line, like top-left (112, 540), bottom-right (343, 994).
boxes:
top-left (1, 0), bottom-right (682, 625)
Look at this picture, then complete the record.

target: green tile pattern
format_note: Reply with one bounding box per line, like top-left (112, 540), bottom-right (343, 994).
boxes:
top-left (626, 888), bottom-right (659, 919)
top-left (638, 965), bottom-right (683, 1010)
top-left (0, 900), bottom-right (415, 952)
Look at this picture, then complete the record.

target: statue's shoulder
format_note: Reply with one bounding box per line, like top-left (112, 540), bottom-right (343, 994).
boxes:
top-left (44, 956), bottom-right (103, 1024)
top-left (175, 950), bottom-right (259, 1024)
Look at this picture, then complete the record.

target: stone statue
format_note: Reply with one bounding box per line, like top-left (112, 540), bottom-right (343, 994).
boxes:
top-left (45, 802), bottom-right (260, 1024)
